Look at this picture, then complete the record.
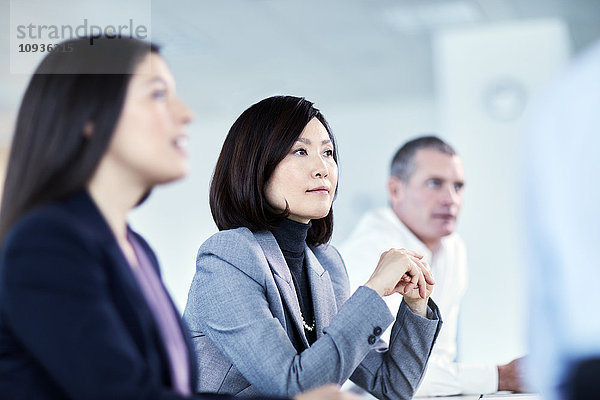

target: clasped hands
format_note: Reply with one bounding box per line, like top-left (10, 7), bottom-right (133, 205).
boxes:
top-left (364, 248), bottom-right (434, 317)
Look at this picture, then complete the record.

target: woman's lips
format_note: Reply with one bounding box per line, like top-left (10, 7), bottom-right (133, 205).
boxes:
top-left (307, 186), bottom-right (330, 194)
top-left (173, 135), bottom-right (188, 155)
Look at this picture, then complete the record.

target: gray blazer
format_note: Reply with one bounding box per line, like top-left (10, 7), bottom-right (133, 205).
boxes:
top-left (183, 228), bottom-right (442, 399)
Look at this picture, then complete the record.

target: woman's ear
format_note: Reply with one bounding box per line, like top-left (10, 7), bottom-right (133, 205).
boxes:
top-left (82, 121), bottom-right (94, 139)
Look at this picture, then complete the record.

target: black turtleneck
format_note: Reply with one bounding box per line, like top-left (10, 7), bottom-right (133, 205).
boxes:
top-left (271, 218), bottom-right (316, 345)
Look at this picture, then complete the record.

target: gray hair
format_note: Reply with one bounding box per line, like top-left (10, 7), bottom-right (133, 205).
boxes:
top-left (390, 135), bottom-right (456, 181)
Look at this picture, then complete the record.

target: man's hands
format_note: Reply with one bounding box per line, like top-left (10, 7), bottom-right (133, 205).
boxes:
top-left (364, 248), bottom-right (435, 317)
top-left (294, 384), bottom-right (362, 400)
top-left (498, 356), bottom-right (527, 392)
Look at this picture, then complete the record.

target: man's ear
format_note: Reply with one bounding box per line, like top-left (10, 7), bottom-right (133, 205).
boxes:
top-left (387, 176), bottom-right (404, 204)
top-left (82, 121), bottom-right (94, 139)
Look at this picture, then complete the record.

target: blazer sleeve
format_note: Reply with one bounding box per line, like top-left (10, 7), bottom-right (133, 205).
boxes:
top-left (185, 229), bottom-right (439, 399)
top-left (316, 244), bottom-right (443, 400)
top-left (350, 298), bottom-right (442, 399)
top-left (0, 212), bottom-right (233, 400)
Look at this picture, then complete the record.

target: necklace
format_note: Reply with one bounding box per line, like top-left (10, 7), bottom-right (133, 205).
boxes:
top-left (302, 315), bottom-right (315, 332)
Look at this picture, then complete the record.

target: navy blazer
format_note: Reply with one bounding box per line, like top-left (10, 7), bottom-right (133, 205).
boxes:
top-left (0, 191), bottom-right (277, 400)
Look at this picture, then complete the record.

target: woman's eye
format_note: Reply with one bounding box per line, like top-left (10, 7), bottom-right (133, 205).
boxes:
top-left (293, 148), bottom-right (307, 156)
top-left (323, 149), bottom-right (334, 157)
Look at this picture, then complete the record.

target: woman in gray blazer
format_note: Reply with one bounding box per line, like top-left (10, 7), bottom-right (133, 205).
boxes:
top-left (184, 96), bottom-right (442, 399)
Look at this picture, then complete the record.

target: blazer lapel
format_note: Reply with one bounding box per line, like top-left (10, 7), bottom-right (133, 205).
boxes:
top-left (66, 191), bottom-right (153, 320)
top-left (101, 230), bottom-right (163, 330)
top-left (102, 233), bottom-right (180, 384)
top-left (254, 231), bottom-right (309, 349)
top-left (65, 190), bottom-right (187, 386)
top-left (305, 246), bottom-right (338, 340)
top-left (67, 191), bottom-right (171, 369)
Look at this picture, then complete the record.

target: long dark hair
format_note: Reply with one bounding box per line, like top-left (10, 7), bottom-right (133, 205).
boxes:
top-left (210, 95), bottom-right (338, 246)
top-left (0, 37), bottom-right (159, 243)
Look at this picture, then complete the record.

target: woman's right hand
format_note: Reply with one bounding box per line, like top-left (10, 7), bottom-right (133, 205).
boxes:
top-left (364, 248), bottom-right (434, 298)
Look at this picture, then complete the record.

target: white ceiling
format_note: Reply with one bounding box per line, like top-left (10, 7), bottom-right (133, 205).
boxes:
top-left (1, 0), bottom-right (600, 142)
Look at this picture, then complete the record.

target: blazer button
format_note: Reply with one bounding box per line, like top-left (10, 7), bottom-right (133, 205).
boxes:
top-left (368, 335), bottom-right (376, 345)
top-left (373, 326), bottom-right (382, 336)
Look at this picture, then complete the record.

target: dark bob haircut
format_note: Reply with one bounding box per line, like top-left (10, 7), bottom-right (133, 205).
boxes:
top-left (0, 36), bottom-right (159, 243)
top-left (210, 95), bottom-right (338, 246)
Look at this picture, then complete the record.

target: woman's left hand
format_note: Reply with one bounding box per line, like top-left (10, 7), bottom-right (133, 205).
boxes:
top-left (395, 258), bottom-right (434, 317)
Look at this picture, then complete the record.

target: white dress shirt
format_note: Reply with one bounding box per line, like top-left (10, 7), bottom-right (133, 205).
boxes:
top-left (339, 207), bottom-right (498, 396)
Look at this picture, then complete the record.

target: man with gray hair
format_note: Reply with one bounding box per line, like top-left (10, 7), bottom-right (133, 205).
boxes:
top-left (339, 136), bottom-right (523, 396)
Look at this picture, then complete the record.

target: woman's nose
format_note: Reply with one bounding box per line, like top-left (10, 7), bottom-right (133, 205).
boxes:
top-left (312, 155), bottom-right (328, 178)
top-left (176, 96), bottom-right (194, 124)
